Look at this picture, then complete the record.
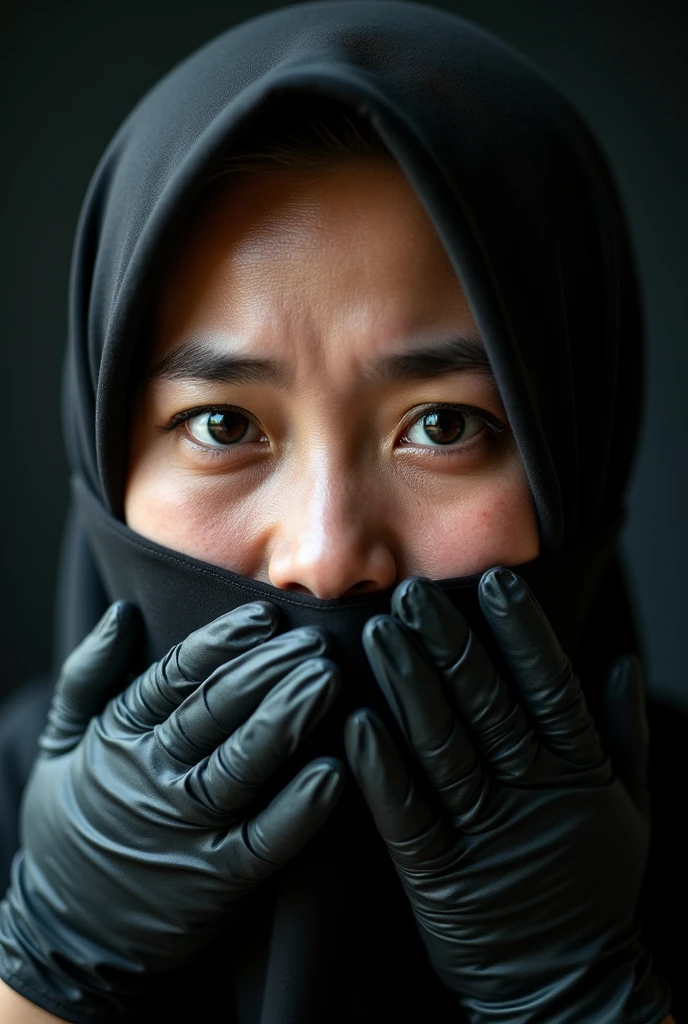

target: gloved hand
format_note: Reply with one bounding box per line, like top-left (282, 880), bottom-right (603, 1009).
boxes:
top-left (345, 569), bottom-right (671, 1024)
top-left (0, 600), bottom-right (345, 1023)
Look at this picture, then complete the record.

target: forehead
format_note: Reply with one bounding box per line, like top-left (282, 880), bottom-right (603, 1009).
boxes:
top-left (150, 160), bottom-right (476, 367)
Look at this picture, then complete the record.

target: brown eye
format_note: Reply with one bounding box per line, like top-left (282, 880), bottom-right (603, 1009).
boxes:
top-left (406, 408), bottom-right (484, 447)
top-left (186, 410), bottom-right (262, 447)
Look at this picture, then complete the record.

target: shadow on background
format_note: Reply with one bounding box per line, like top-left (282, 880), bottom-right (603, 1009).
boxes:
top-left (1, 0), bottom-right (686, 707)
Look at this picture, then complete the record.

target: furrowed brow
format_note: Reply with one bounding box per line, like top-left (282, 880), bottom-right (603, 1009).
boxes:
top-left (365, 334), bottom-right (493, 383)
top-left (148, 342), bottom-right (286, 387)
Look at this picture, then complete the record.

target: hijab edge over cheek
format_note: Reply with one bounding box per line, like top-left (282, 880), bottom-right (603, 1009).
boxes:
top-left (69, 471), bottom-right (625, 678)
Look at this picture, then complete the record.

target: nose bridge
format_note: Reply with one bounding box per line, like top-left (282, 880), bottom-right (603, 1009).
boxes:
top-left (290, 445), bottom-right (374, 561)
top-left (267, 444), bottom-right (397, 598)
top-left (305, 445), bottom-right (362, 531)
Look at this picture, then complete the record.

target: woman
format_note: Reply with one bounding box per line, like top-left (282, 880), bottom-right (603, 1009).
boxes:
top-left (0, 2), bottom-right (679, 1021)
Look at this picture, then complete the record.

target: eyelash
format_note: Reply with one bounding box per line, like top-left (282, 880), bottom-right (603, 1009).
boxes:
top-left (397, 402), bottom-right (508, 454)
top-left (162, 403), bottom-right (509, 455)
top-left (160, 405), bottom-right (264, 464)
top-left (165, 405), bottom-right (255, 431)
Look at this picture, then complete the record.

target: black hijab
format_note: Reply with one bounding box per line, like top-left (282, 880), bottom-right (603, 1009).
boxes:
top-left (54, 2), bottom-right (647, 1019)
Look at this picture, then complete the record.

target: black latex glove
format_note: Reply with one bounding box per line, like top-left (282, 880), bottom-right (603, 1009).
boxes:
top-left (0, 600), bottom-right (344, 1023)
top-left (345, 569), bottom-right (671, 1024)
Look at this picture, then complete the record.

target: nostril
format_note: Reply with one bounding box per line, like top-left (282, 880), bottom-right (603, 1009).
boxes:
top-left (346, 580), bottom-right (376, 595)
top-left (275, 580), bottom-right (375, 598)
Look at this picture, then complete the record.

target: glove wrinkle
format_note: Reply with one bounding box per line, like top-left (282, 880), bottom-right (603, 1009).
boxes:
top-left (349, 574), bottom-right (671, 1023)
top-left (0, 612), bottom-right (345, 1019)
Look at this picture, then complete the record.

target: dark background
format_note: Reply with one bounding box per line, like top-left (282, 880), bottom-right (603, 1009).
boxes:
top-left (1, 0), bottom-right (686, 708)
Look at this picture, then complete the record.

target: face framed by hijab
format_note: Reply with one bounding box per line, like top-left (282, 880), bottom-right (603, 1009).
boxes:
top-left (58, 0), bottom-right (643, 674)
top-left (0, 3), bottom-right (675, 1024)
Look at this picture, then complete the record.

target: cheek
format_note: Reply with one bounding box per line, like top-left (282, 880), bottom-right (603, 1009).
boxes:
top-left (124, 462), bottom-right (272, 575)
top-left (399, 457), bottom-right (540, 578)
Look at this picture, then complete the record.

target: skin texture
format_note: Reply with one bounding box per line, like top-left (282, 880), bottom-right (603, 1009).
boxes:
top-left (0, 983), bottom-right (77, 1023)
top-left (124, 160), bottom-right (540, 595)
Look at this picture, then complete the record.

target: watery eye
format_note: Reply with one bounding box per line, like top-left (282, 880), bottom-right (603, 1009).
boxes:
top-left (186, 410), bottom-right (262, 447)
top-left (405, 408), bottom-right (484, 447)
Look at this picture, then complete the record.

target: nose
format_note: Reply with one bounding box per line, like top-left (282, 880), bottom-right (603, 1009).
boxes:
top-left (267, 470), bottom-right (398, 599)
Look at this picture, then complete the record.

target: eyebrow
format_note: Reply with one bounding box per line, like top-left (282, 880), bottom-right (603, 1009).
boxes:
top-left (147, 331), bottom-right (492, 386)
top-left (148, 343), bottom-right (285, 386)
top-left (365, 332), bottom-right (492, 383)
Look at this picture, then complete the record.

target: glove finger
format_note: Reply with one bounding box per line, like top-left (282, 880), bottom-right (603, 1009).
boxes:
top-left (157, 627), bottom-right (329, 763)
top-left (597, 654), bottom-right (650, 814)
top-left (223, 757), bottom-right (345, 882)
top-left (185, 657), bottom-right (340, 815)
top-left (117, 601), bottom-right (280, 729)
top-left (345, 709), bottom-right (451, 855)
top-left (40, 601), bottom-right (139, 755)
top-left (392, 578), bottom-right (539, 781)
top-left (362, 615), bottom-right (489, 822)
top-left (478, 567), bottom-right (605, 769)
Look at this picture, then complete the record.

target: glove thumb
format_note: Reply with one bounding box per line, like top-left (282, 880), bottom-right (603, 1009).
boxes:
top-left (40, 601), bottom-right (139, 755)
top-left (597, 654), bottom-right (650, 815)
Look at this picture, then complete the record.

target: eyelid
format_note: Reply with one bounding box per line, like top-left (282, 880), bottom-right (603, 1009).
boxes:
top-left (161, 404), bottom-right (269, 456)
top-left (398, 402), bottom-right (507, 440)
top-left (162, 403), bottom-right (261, 432)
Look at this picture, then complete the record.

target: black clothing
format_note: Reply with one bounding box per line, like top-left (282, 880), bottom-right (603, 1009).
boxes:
top-left (1, 1), bottom-right (682, 1020)
top-left (0, 681), bottom-right (52, 890)
top-left (0, 681), bottom-right (684, 1019)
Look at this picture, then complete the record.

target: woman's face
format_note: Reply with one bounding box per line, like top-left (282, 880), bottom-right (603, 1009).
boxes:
top-left (125, 160), bottom-right (539, 598)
